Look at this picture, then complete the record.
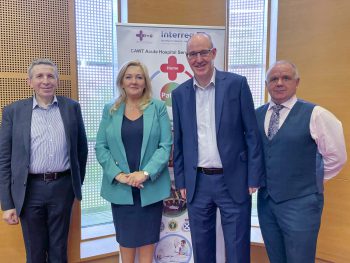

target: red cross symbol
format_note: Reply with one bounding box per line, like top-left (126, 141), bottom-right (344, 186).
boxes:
top-left (160, 56), bottom-right (185, 81)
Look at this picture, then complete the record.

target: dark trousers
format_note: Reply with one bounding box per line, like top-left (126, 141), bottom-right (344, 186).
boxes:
top-left (258, 192), bottom-right (324, 263)
top-left (187, 172), bottom-right (251, 263)
top-left (20, 175), bottom-right (75, 263)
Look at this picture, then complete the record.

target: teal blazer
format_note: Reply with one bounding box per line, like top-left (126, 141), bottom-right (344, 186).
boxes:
top-left (95, 98), bottom-right (172, 207)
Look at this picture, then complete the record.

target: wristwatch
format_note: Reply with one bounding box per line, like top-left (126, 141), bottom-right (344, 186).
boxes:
top-left (143, 171), bottom-right (150, 180)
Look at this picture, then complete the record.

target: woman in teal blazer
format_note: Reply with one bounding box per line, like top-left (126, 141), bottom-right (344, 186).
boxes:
top-left (95, 60), bottom-right (172, 263)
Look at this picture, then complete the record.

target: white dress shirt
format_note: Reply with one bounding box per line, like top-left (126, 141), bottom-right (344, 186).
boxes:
top-left (194, 69), bottom-right (223, 168)
top-left (264, 95), bottom-right (347, 180)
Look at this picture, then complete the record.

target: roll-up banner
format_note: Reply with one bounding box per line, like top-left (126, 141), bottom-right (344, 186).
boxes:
top-left (117, 23), bottom-right (226, 263)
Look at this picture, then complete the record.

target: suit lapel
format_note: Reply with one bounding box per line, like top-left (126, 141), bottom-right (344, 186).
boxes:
top-left (113, 103), bottom-right (127, 160)
top-left (140, 100), bottom-right (155, 164)
top-left (258, 104), bottom-right (269, 139)
top-left (57, 96), bottom-right (71, 151)
top-left (23, 98), bottom-right (33, 155)
top-left (186, 81), bottom-right (198, 141)
top-left (215, 70), bottom-right (226, 135)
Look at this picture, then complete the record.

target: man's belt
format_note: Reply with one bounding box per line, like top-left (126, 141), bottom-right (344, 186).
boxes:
top-left (29, 170), bottom-right (71, 182)
top-left (197, 167), bottom-right (224, 175)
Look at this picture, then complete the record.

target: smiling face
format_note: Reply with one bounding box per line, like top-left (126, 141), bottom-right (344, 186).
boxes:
top-left (121, 65), bottom-right (146, 100)
top-left (266, 62), bottom-right (299, 104)
top-left (186, 33), bottom-right (217, 87)
top-left (28, 64), bottom-right (58, 105)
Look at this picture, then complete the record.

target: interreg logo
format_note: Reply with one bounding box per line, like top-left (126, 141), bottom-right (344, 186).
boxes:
top-left (136, 30), bottom-right (153, 41)
top-left (160, 31), bottom-right (194, 40)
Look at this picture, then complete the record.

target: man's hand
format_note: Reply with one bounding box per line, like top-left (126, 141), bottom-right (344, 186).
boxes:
top-left (3, 209), bottom-right (19, 225)
top-left (180, 188), bottom-right (187, 200)
top-left (249, 187), bottom-right (259, 195)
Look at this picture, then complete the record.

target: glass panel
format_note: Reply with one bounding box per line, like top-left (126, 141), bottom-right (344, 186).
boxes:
top-left (228, 0), bottom-right (268, 219)
top-left (75, 0), bottom-right (117, 229)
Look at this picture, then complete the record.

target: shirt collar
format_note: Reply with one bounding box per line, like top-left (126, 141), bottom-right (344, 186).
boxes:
top-left (268, 95), bottom-right (297, 111)
top-left (33, 95), bottom-right (58, 109)
top-left (193, 68), bottom-right (216, 90)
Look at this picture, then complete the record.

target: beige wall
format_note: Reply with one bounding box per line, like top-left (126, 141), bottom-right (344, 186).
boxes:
top-left (276, 0), bottom-right (350, 262)
top-left (127, 0), bottom-right (226, 26)
top-left (0, 220), bottom-right (26, 261)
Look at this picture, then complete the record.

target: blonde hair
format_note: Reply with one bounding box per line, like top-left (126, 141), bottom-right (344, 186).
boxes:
top-left (110, 60), bottom-right (152, 114)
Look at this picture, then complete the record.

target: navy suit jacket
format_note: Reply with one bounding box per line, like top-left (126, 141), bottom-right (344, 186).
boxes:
top-left (0, 96), bottom-right (88, 215)
top-left (172, 70), bottom-right (265, 203)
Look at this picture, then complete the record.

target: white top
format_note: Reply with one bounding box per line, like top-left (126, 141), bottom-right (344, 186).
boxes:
top-left (194, 69), bottom-right (223, 168)
top-left (264, 95), bottom-right (347, 180)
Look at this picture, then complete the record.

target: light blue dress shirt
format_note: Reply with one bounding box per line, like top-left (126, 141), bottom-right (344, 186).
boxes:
top-left (29, 95), bottom-right (70, 173)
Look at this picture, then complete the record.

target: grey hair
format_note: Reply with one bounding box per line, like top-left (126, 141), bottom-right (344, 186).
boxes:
top-left (27, 58), bottom-right (59, 79)
top-left (266, 60), bottom-right (300, 81)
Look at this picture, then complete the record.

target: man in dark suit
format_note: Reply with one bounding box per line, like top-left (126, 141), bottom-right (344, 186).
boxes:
top-left (0, 58), bottom-right (88, 263)
top-left (256, 60), bottom-right (347, 263)
top-left (171, 33), bottom-right (265, 263)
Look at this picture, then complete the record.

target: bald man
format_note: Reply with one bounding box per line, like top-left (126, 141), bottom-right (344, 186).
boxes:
top-left (172, 33), bottom-right (265, 263)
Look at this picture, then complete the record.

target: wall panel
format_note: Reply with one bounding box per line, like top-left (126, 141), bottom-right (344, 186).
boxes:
top-left (128, 0), bottom-right (226, 26)
top-left (0, 0), bottom-right (77, 121)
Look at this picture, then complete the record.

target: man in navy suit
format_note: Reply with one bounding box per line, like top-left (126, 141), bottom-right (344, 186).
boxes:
top-left (172, 33), bottom-right (265, 263)
top-left (256, 60), bottom-right (347, 263)
top-left (0, 58), bottom-right (88, 263)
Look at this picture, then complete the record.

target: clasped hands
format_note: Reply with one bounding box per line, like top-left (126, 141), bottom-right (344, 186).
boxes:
top-left (115, 171), bottom-right (147, 189)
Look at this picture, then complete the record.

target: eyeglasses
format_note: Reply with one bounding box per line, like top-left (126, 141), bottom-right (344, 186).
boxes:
top-left (267, 76), bottom-right (296, 85)
top-left (186, 48), bottom-right (213, 60)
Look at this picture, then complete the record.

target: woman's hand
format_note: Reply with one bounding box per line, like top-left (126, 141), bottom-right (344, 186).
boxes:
top-left (127, 171), bottom-right (148, 188)
top-left (115, 173), bottom-right (129, 184)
